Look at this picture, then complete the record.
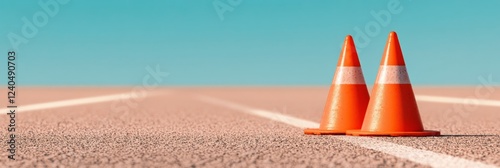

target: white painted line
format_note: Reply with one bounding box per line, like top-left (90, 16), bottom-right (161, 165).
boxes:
top-left (2, 92), bottom-right (150, 113)
top-left (197, 95), bottom-right (498, 168)
top-left (416, 95), bottom-right (500, 107)
top-left (199, 95), bottom-right (318, 128)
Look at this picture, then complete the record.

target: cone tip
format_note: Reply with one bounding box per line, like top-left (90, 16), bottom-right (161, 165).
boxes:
top-left (338, 34), bottom-right (360, 67)
top-left (344, 35), bottom-right (354, 44)
top-left (389, 31), bottom-right (398, 40)
top-left (381, 31), bottom-right (405, 66)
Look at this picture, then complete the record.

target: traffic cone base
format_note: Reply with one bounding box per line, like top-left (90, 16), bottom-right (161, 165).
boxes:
top-left (346, 130), bottom-right (440, 137)
top-left (304, 128), bottom-right (345, 135)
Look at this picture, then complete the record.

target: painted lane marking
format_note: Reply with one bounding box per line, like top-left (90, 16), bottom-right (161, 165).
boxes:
top-left (416, 95), bottom-right (500, 107)
top-left (2, 92), bottom-right (150, 113)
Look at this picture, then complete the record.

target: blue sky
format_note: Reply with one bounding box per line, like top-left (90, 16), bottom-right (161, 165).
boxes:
top-left (0, 0), bottom-right (499, 86)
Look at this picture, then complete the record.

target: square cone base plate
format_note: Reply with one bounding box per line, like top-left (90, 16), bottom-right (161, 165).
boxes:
top-left (346, 130), bottom-right (440, 137)
top-left (304, 128), bottom-right (347, 135)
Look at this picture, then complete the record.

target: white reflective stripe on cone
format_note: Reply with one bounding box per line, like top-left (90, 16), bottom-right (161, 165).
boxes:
top-left (376, 65), bottom-right (411, 84)
top-left (333, 67), bottom-right (366, 84)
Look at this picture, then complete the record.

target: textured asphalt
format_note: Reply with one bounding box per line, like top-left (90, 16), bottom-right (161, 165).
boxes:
top-left (0, 87), bottom-right (498, 167)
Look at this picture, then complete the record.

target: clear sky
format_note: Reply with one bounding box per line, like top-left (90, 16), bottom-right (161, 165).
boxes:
top-left (0, 0), bottom-right (499, 86)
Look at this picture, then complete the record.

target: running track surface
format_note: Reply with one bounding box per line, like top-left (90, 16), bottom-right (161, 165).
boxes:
top-left (0, 87), bottom-right (499, 167)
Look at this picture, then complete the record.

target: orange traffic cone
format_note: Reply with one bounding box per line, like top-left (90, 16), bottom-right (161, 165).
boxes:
top-left (346, 32), bottom-right (440, 136)
top-left (304, 35), bottom-right (370, 135)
